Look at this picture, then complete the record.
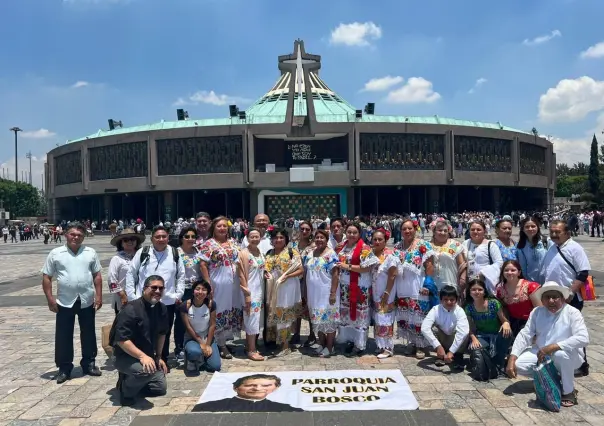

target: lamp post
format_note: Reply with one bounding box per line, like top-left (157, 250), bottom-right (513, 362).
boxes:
top-left (9, 127), bottom-right (22, 183)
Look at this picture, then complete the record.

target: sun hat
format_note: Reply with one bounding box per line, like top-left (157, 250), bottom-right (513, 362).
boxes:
top-left (534, 281), bottom-right (570, 301)
top-left (110, 228), bottom-right (146, 247)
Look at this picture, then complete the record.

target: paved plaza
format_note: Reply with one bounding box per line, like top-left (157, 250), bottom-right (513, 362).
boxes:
top-left (0, 232), bottom-right (603, 425)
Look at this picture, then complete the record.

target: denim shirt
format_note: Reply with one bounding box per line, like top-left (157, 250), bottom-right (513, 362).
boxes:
top-left (517, 238), bottom-right (552, 284)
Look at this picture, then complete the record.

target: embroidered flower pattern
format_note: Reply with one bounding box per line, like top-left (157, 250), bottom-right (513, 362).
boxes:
top-left (199, 239), bottom-right (239, 270)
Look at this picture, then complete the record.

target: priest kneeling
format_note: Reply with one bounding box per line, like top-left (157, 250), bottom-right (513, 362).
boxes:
top-left (506, 281), bottom-right (589, 408)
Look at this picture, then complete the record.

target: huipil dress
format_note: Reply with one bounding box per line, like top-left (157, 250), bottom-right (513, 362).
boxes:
top-left (303, 247), bottom-right (340, 334)
top-left (394, 240), bottom-right (435, 348)
top-left (371, 248), bottom-right (400, 351)
top-left (264, 248), bottom-right (303, 345)
top-left (335, 242), bottom-right (379, 350)
top-left (198, 238), bottom-right (242, 346)
top-left (241, 250), bottom-right (265, 335)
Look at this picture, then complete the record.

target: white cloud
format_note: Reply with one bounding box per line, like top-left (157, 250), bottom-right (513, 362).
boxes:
top-left (71, 81), bottom-right (90, 88)
top-left (468, 77), bottom-right (488, 94)
top-left (538, 76), bottom-right (604, 122)
top-left (580, 41), bottom-right (604, 59)
top-left (522, 30), bottom-right (561, 46)
top-left (386, 77), bottom-right (441, 104)
top-left (361, 76), bottom-right (403, 92)
top-left (0, 154), bottom-right (47, 189)
top-left (173, 90), bottom-right (250, 107)
top-left (550, 136), bottom-right (591, 165)
top-left (329, 22), bottom-right (382, 47)
top-left (20, 129), bottom-right (57, 139)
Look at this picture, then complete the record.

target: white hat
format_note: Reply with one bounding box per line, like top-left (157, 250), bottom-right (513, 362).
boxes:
top-left (534, 281), bottom-right (570, 301)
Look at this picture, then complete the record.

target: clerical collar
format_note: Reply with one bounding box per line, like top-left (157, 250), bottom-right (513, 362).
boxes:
top-left (235, 396), bottom-right (266, 403)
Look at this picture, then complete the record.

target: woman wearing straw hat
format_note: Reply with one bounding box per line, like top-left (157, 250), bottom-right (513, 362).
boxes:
top-left (109, 229), bottom-right (145, 315)
top-left (506, 281), bottom-right (589, 407)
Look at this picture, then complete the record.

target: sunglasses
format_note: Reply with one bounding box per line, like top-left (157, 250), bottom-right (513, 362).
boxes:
top-left (148, 285), bottom-right (165, 292)
top-left (183, 235), bottom-right (196, 239)
top-left (122, 238), bottom-right (137, 243)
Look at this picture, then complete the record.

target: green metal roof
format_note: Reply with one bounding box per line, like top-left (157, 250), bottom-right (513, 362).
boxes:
top-left (67, 113), bottom-right (531, 143)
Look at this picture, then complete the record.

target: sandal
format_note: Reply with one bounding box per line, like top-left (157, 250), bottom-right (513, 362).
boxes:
top-left (247, 351), bottom-right (265, 361)
top-left (275, 348), bottom-right (292, 358)
top-left (377, 349), bottom-right (393, 359)
top-left (561, 390), bottom-right (578, 407)
top-left (219, 346), bottom-right (232, 360)
top-left (415, 349), bottom-right (426, 360)
top-left (319, 347), bottom-right (334, 358)
top-left (434, 359), bottom-right (446, 367)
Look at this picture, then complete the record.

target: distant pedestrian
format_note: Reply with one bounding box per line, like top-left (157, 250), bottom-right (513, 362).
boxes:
top-left (41, 222), bottom-right (103, 384)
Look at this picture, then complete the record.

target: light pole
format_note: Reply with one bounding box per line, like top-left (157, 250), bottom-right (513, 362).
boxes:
top-left (25, 151), bottom-right (32, 185)
top-left (9, 127), bottom-right (22, 183)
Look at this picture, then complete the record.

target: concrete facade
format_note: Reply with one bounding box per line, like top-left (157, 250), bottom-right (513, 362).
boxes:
top-left (45, 40), bottom-right (554, 222)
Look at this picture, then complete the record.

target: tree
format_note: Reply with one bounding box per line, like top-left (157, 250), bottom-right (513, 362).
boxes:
top-left (556, 163), bottom-right (571, 177)
top-left (588, 134), bottom-right (600, 197)
top-left (0, 178), bottom-right (46, 217)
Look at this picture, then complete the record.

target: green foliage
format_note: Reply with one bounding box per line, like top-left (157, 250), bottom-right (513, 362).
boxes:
top-left (0, 178), bottom-right (46, 217)
top-left (555, 175), bottom-right (588, 197)
top-left (588, 135), bottom-right (600, 197)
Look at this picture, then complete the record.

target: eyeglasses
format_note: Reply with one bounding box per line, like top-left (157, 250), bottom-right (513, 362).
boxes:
top-left (147, 285), bottom-right (165, 292)
top-left (183, 235), bottom-right (196, 240)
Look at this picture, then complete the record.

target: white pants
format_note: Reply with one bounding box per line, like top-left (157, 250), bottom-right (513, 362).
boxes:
top-left (515, 347), bottom-right (584, 394)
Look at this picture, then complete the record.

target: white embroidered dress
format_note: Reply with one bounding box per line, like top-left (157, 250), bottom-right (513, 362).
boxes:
top-left (242, 252), bottom-right (265, 335)
top-left (372, 249), bottom-right (400, 350)
top-left (304, 248), bottom-right (340, 334)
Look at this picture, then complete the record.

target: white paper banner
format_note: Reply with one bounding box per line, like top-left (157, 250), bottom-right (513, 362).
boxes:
top-left (193, 369), bottom-right (418, 412)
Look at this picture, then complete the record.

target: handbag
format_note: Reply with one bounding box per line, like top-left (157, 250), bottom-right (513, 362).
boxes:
top-left (533, 356), bottom-right (562, 412)
top-left (101, 324), bottom-right (114, 358)
top-left (555, 246), bottom-right (597, 301)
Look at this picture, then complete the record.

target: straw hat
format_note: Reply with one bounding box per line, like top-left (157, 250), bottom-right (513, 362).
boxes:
top-left (110, 228), bottom-right (145, 247)
top-left (533, 281), bottom-right (570, 301)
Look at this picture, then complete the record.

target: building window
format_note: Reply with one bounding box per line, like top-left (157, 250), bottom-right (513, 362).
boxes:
top-left (454, 136), bottom-right (512, 172)
top-left (360, 133), bottom-right (445, 170)
top-left (156, 136), bottom-right (243, 176)
top-left (55, 151), bottom-right (82, 186)
top-left (89, 141), bottom-right (148, 181)
top-left (519, 143), bottom-right (546, 175)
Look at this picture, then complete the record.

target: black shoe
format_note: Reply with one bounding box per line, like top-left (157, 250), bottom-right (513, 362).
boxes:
top-left (82, 364), bottom-right (102, 377)
top-left (56, 371), bottom-right (71, 384)
top-left (120, 393), bottom-right (136, 406)
top-left (580, 362), bottom-right (590, 376)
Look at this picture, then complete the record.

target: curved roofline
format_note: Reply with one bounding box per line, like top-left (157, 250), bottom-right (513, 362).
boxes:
top-left (67, 114), bottom-right (535, 144)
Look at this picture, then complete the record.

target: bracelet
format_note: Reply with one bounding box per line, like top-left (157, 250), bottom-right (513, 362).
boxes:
top-left (384, 291), bottom-right (390, 296)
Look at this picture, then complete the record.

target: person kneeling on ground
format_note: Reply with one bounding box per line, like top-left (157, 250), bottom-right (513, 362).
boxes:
top-left (506, 281), bottom-right (589, 407)
top-left (110, 274), bottom-right (169, 406)
top-left (180, 279), bottom-right (222, 375)
top-left (421, 285), bottom-right (469, 370)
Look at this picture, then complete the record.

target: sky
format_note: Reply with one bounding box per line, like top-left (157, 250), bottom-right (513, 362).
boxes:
top-left (2, 0), bottom-right (604, 189)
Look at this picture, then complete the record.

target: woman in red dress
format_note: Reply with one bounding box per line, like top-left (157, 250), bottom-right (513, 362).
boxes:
top-left (495, 260), bottom-right (541, 336)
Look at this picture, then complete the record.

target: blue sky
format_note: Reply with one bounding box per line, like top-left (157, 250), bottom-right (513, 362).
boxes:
top-left (2, 0), bottom-right (604, 188)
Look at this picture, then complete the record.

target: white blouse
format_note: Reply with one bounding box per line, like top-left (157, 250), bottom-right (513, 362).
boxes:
top-left (463, 239), bottom-right (503, 294)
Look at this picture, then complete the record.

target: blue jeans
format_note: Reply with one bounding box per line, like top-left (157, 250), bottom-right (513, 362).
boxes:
top-left (476, 333), bottom-right (512, 368)
top-left (184, 340), bottom-right (221, 372)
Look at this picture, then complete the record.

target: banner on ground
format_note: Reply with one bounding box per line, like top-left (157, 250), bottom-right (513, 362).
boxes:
top-left (193, 369), bottom-right (418, 412)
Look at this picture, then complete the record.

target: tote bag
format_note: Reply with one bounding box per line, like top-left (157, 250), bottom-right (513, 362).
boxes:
top-left (533, 357), bottom-right (562, 412)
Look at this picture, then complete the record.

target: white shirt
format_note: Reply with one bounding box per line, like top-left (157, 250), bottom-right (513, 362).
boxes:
top-left (511, 304), bottom-right (589, 358)
top-left (41, 245), bottom-right (102, 308)
top-left (540, 239), bottom-right (591, 300)
top-left (421, 304), bottom-right (470, 353)
top-left (126, 246), bottom-right (186, 305)
top-left (1, 227), bottom-right (7, 235)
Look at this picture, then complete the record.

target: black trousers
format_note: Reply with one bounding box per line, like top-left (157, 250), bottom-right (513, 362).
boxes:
top-left (55, 299), bottom-right (97, 373)
top-left (161, 304), bottom-right (176, 362)
top-left (173, 288), bottom-right (193, 354)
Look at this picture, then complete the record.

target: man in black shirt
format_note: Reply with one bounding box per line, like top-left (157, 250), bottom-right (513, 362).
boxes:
top-left (192, 374), bottom-right (303, 412)
top-left (111, 275), bottom-right (169, 406)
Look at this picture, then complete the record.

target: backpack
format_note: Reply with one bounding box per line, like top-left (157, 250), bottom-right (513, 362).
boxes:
top-left (135, 246), bottom-right (181, 294)
top-left (469, 348), bottom-right (498, 381)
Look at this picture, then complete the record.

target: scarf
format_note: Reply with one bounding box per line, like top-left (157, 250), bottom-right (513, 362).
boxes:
top-left (347, 240), bottom-right (364, 321)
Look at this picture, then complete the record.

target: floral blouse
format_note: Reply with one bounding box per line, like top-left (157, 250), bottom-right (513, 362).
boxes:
top-left (336, 243), bottom-right (377, 276)
top-left (495, 239), bottom-right (517, 262)
top-left (198, 239), bottom-right (239, 271)
top-left (394, 240), bottom-right (434, 276)
top-left (265, 248), bottom-right (301, 274)
top-left (303, 248), bottom-right (338, 274)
